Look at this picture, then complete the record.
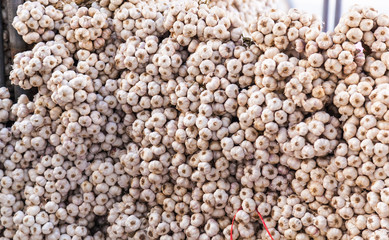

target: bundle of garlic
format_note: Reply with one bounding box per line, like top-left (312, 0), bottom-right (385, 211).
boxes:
top-left (209, 0), bottom-right (277, 35)
top-left (12, 1), bottom-right (63, 44)
top-left (2, 0), bottom-right (389, 239)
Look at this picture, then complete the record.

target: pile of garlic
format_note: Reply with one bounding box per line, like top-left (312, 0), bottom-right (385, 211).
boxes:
top-left (2, 0), bottom-right (389, 239)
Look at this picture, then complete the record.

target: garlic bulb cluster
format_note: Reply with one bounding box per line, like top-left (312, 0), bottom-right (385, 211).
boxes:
top-left (2, 0), bottom-right (389, 239)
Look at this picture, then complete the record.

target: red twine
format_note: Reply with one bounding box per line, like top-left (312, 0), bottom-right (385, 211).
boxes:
top-left (230, 207), bottom-right (275, 240)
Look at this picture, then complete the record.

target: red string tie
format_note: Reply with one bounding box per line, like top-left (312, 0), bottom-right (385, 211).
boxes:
top-left (230, 207), bottom-right (275, 240)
